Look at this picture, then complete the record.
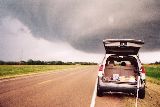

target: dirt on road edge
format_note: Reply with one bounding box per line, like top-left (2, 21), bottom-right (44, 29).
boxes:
top-left (124, 81), bottom-right (160, 107)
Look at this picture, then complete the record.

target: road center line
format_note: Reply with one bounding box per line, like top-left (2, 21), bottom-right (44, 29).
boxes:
top-left (90, 78), bottom-right (98, 107)
top-left (37, 80), bottom-right (53, 85)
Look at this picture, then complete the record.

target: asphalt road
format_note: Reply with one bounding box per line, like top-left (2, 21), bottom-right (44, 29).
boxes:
top-left (0, 66), bottom-right (125, 107)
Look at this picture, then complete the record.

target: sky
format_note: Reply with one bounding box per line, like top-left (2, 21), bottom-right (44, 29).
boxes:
top-left (0, 0), bottom-right (160, 63)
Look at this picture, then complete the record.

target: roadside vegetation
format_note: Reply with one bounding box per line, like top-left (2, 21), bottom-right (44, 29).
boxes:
top-left (143, 64), bottom-right (160, 85)
top-left (0, 59), bottom-right (97, 65)
top-left (145, 64), bottom-right (160, 80)
top-left (0, 65), bottom-right (94, 79)
top-left (0, 60), bottom-right (97, 79)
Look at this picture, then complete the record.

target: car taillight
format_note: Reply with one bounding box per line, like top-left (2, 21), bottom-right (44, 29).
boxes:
top-left (99, 65), bottom-right (103, 71)
top-left (141, 66), bottom-right (146, 73)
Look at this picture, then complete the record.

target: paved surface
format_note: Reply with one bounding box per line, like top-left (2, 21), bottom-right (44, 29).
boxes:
top-left (0, 66), bottom-right (125, 107)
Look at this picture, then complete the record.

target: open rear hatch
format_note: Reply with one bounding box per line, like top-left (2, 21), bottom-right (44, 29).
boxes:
top-left (103, 39), bottom-right (144, 55)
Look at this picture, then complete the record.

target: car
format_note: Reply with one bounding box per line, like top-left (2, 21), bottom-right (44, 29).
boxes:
top-left (97, 39), bottom-right (146, 99)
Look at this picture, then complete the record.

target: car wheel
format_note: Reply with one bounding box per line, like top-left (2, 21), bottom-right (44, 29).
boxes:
top-left (138, 88), bottom-right (145, 99)
top-left (97, 84), bottom-right (103, 97)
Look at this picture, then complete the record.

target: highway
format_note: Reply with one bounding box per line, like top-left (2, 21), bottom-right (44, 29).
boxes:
top-left (0, 66), bottom-right (124, 107)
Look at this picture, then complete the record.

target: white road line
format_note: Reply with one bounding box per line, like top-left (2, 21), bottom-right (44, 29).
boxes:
top-left (90, 78), bottom-right (98, 107)
top-left (37, 80), bottom-right (53, 85)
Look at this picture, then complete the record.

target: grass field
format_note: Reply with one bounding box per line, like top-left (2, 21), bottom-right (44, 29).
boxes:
top-left (0, 65), bottom-right (85, 79)
top-left (145, 64), bottom-right (160, 80)
top-left (125, 64), bottom-right (160, 107)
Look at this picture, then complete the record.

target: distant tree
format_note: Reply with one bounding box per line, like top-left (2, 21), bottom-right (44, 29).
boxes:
top-left (49, 61), bottom-right (56, 65)
top-left (20, 61), bottom-right (26, 65)
top-left (65, 62), bottom-right (75, 65)
top-left (27, 59), bottom-right (34, 65)
top-left (155, 61), bottom-right (160, 64)
top-left (0, 60), bottom-right (4, 65)
top-left (0, 59), bottom-right (97, 65)
top-left (55, 61), bottom-right (64, 65)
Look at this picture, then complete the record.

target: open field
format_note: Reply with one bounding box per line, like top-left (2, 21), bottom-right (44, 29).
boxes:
top-left (0, 65), bottom-right (87, 79)
top-left (124, 64), bottom-right (160, 107)
top-left (145, 64), bottom-right (160, 80)
top-left (144, 64), bottom-right (160, 85)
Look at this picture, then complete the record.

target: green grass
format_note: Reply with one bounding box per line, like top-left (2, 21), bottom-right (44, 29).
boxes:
top-left (0, 65), bottom-right (82, 78)
top-left (144, 65), bottom-right (160, 80)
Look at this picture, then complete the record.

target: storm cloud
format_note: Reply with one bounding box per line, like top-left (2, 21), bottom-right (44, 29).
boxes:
top-left (0, 0), bottom-right (160, 53)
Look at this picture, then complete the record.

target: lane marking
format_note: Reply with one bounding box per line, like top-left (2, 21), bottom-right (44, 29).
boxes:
top-left (37, 80), bottom-right (53, 85)
top-left (90, 78), bottom-right (98, 107)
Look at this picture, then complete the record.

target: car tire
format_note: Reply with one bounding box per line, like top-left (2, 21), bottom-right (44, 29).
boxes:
top-left (138, 88), bottom-right (145, 99)
top-left (97, 85), bottom-right (103, 97)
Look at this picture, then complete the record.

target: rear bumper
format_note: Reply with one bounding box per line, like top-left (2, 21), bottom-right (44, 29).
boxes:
top-left (99, 83), bottom-right (137, 93)
top-left (98, 79), bottom-right (144, 94)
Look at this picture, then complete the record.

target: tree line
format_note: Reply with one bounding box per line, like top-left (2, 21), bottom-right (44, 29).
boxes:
top-left (149, 61), bottom-right (160, 65)
top-left (0, 59), bottom-right (97, 65)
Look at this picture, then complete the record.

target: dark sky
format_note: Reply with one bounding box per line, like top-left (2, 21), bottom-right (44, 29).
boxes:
top-left (0, 0), bottom-right (160, 62)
